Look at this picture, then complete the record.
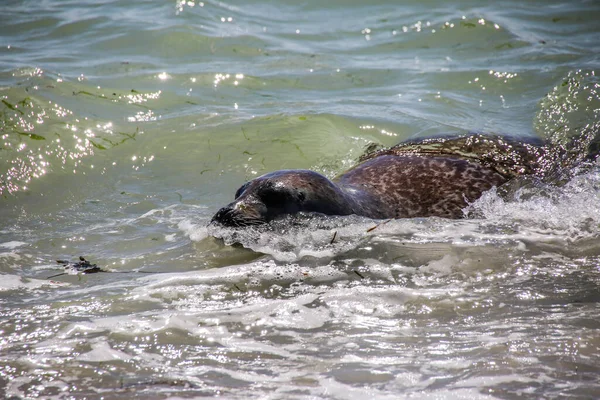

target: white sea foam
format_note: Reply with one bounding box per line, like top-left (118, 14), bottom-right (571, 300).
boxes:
top-left (0, 241), bottom-right (28, 249)
top-left (0, 274), bottom-right (67, 291)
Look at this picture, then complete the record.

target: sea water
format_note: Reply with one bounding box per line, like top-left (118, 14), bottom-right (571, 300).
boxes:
top-left (1, 0), bottom-right (600, 398)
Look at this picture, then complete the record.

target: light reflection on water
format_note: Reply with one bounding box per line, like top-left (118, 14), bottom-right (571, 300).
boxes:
top-left (1, 0), bottom-right (600, 398)
top-left (2, 187), bottom-right (600, 398)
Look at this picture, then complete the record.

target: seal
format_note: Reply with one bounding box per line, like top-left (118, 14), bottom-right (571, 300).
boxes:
top-left (211, 133), bottom-right (546, 227)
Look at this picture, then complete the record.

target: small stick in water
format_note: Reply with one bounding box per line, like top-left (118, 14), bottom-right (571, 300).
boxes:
top-left (366, 219), bottom-right (392, 233)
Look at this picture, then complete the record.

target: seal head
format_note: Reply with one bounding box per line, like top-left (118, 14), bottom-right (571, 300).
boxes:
top-left (211, 170), bottom-right (364, 227)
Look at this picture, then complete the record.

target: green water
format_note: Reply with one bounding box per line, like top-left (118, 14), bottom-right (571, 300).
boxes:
top-left (1, 0), bottom-right (600, 398)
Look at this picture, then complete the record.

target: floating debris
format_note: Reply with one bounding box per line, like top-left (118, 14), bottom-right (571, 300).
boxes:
top-left (48, 256), bottom-right (104, 278)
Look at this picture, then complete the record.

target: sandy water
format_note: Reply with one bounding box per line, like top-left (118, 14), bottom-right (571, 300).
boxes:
top-left (1, 0), bottom-right (600, 398)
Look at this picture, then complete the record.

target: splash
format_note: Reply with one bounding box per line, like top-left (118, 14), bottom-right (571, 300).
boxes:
top-left (535, 69), bottom-right (600, 180)
top-left (467, 168), bottom-right (600, 238)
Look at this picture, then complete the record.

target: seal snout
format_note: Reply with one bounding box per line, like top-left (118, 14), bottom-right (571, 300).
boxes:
top-left (210, 203), bottom-right (266, 227)
top-left (210, 206), bottom-right (236, 226)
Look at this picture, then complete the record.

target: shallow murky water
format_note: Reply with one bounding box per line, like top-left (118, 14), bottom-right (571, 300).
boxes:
top-left (1, 0), bottom-right (600, 398)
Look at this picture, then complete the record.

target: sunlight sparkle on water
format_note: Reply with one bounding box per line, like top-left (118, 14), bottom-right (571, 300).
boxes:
top-left (175, 0), bottom-right (204, 14)
top-left (490, 70), bottom-right (518, 83)
top-left (214, 73), bottom-right (244, 88)
top-left (128, 110), bottom-right (156, 122)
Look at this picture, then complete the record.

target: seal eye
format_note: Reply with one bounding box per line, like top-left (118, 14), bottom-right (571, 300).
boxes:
top-left (260, 188), bottom-right (290, 207)
top-left (234, 182), bottom-right (250, 199)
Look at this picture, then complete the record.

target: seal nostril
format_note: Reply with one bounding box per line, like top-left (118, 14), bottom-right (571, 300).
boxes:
top-left (211, 207), bottom-right (235, 226)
